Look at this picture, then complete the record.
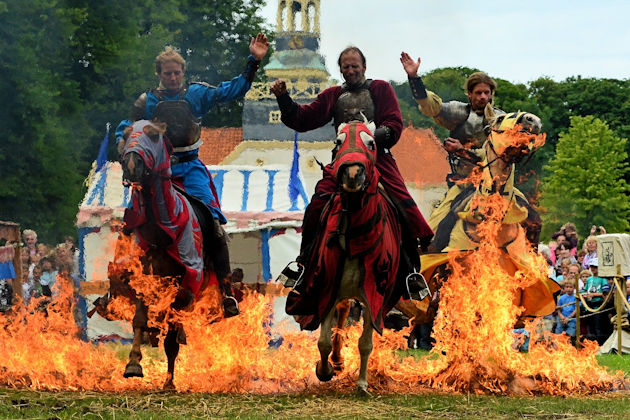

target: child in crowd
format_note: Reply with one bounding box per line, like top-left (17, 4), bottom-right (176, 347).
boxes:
top-left (555, 280), bottom-right (577, 339)
top-left (39, 257), bottom-right (58, 297)
top-left (581, 258), bottom-right (608, 344)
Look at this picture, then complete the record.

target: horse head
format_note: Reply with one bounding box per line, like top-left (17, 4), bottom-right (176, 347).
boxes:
top-left (121, 120), bottom-right (170, 184)
top-left (486, 112), bottom-right (545, 165)
top-left (332, 120), bottom-right (378, 194)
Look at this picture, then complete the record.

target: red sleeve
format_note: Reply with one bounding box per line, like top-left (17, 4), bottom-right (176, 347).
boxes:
top-left (281, 86), bottom-right (342, 132)
top-left (370, 80), bottom-right (403, 145)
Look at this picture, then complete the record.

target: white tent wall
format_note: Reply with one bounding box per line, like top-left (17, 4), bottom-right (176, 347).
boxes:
top-left (77, 161), bottom-right (306, 340)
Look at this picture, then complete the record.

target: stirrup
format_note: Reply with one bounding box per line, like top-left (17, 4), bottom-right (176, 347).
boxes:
top-left (406, 270), bottom-right (430, 301)
top-left (276, 261), bottom-right (304, 289)
top-left (222, 296), bottom-right (240, 318)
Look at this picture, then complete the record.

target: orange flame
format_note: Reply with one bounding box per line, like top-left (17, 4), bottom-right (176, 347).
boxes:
top-left (0, 150), bottom-right (626, 394)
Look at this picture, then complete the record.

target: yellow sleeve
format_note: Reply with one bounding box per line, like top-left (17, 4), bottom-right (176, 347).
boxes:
top-left (416, 90), bottom-right (443, 117)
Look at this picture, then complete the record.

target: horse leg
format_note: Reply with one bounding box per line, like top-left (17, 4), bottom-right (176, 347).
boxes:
top-left (356, 307), bottom-right (374, 395)
top-left (124, 300), bottom-right (147, 378)
top-left (316, 306), bottom-right (336, 382)
top-left (331, 300), bottom-right (351, 373)
top-left (163, 326), bottom-right (180, 390)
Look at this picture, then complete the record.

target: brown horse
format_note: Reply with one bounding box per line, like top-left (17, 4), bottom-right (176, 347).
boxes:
top-left (286, 121), bottom-right (403, 394)
top-left (97, 120), bottom-right (220, 390)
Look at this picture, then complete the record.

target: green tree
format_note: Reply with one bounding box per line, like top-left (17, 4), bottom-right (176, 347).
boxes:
top-left (0, 0), bottom-right (85, 243)
top-left (540, 116), bottom-right (630, 239)
top-left (0, 0), bottom-right (272, 243)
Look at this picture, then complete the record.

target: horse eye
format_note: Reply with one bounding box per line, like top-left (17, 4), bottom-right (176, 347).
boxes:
top-left (364, 139), bottom-right (375, 151)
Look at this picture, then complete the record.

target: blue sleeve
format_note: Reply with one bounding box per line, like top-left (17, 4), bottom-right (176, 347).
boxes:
top-left (115, 119), bottom-right (133, 142)
top-left (186, 56), bottom-right (258, 116)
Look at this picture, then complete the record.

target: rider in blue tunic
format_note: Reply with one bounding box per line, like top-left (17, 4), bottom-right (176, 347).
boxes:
top-left (115, 34), bottom-right (269, 315)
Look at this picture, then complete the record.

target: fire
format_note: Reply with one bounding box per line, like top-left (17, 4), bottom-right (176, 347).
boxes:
top-left (0, 127), bottom-right (626, 393)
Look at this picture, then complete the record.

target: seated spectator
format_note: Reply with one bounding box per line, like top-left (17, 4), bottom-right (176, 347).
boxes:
top-left (555, 280), bottom-right (577, 340)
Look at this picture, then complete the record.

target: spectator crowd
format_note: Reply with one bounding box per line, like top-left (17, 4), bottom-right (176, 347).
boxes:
top-left (539, 223), bottom-right (630, 346)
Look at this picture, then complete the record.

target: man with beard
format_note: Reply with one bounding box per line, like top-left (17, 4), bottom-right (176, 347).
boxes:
top-left (399, 52), bottom-right (541, 247)
top-left (272, 46), bottom-right (433, 300)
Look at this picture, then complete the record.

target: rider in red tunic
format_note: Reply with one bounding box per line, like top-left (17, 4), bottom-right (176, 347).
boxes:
top-left (272, 47), bottom-right (433, 299)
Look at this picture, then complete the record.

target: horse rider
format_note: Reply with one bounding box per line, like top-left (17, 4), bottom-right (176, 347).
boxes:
top-left (115, 34), bottom-right (270, 315)
top-left (272, 46), bottom-right (434, 300)
top-left (399, 52), bottom-right (542, 247)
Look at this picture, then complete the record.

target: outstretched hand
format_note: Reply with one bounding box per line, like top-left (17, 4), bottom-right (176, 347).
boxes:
top-left (250, 33), bottom-right (270, 61)
top-left (400, 52), bottom-right (421, 77)
top-left (271, 79), bottom-right (287, 97)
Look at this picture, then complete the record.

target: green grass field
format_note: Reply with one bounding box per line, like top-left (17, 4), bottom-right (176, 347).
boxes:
top-left (1, 353), bottom-right (628, 420)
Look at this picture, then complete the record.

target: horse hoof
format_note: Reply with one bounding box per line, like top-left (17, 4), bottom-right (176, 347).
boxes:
top-left (332, 359), bottom-right (344, 373)
top-left (315, 360), bottom-right (335, 382)
top-left (163, 380), bottom-right (176, 391)
top-left (123, 363), bottom-right (144, 378)
top-left (356, 384), bottom-right (372, 397)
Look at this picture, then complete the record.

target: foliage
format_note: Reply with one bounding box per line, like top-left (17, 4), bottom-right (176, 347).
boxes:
top-left (540, 116), bottom-right (630, 238)
top-left (0, 0), bottom-right (85, 242)
top-left (0, 0), bottom-right (272, 243)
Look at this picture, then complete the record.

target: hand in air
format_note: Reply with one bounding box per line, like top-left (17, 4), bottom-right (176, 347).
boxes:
top-left (400, 52), bottom-right (421, 77)
top-left (271, 79), bottom-right (287, 97)
top-left (250, 33), bottom-right (270, 60)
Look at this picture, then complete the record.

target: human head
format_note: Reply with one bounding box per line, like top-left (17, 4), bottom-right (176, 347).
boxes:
top-left (538, 243), bottom-right (551, 262)
top-left (567, 263), bottom-right (580, 280)
top-left (465, 72), bottom-right (496, 111)
top-left (155, 46), bottom-right (186, 91)
top-left (40, 257), bottom-right (54, 272)
top-left (588, 257), bottom-right (598, 275)
top-left (584, 236), bottom-right (597, 253)
top-left (64, 236), bottom-right (75, 249)
top-left (576, 250), bottom-right (586, 264)
top-left (562, 222), bottom-right (577, 237)
top-left (231, 268), bottom-right (244, 284)
top-left (558, 258), bottom-right (571, 276)
top-left (23, 229), bottom-right (37, 247)
top-left (562, 281), bottom-right (575, 295)
top-left (556, 240), bottom-right (572, 260)
top-left (338, 46), bottom-right (366, 87)
top-left (579, 269), bottom-right (592, 283)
